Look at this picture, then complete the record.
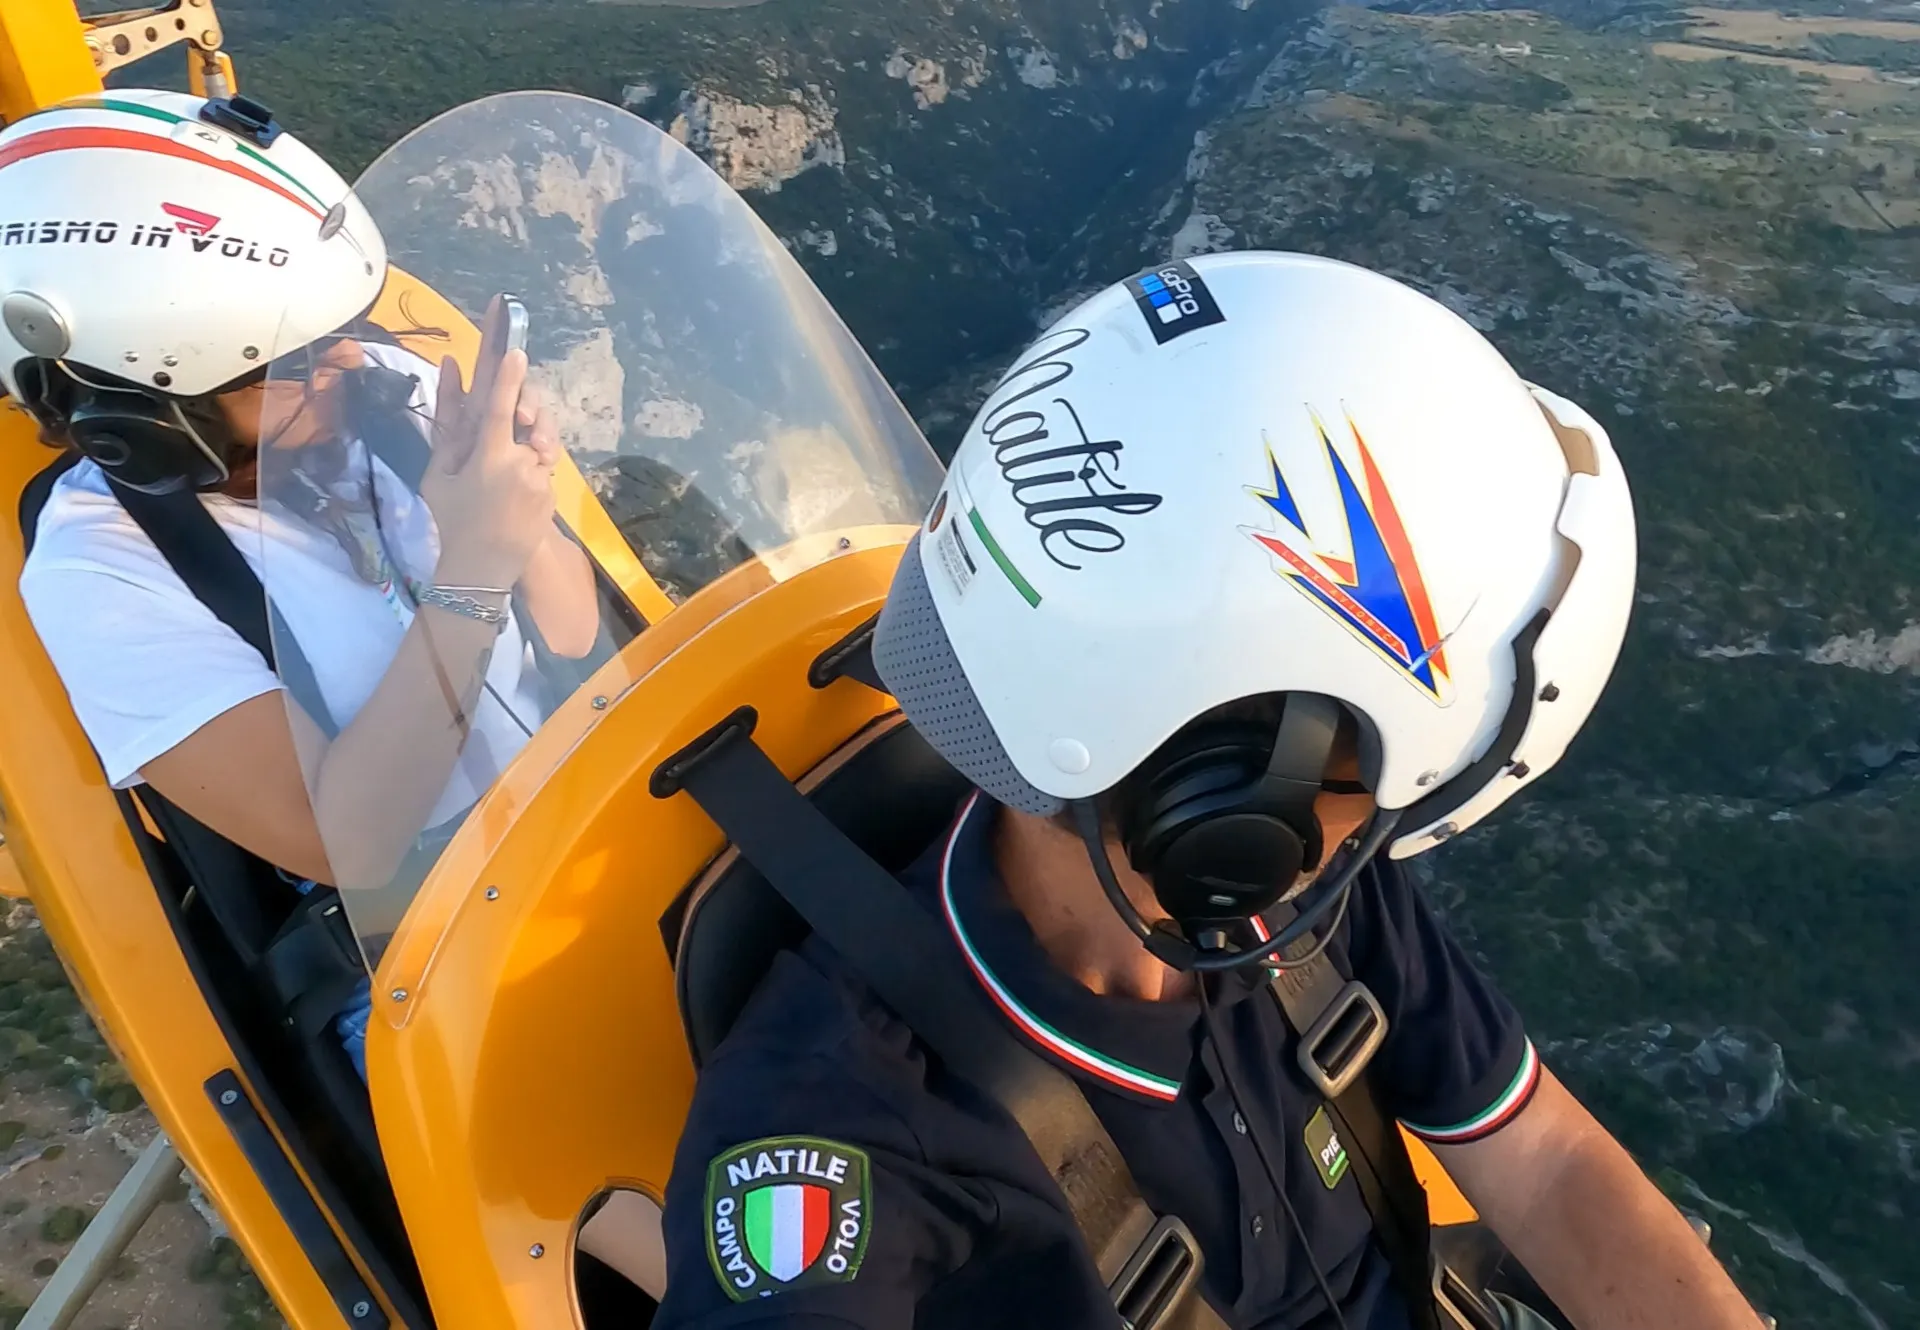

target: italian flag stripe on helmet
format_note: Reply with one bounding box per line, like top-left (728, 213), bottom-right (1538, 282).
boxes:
top-left (6, 99), bottom-right (328, 215)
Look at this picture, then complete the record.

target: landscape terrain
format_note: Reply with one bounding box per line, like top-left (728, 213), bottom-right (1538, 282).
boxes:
top-left (5, 0), bottom-right (1920, 1326)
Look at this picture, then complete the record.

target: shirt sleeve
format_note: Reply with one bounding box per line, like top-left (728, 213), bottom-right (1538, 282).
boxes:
top-left (1343, 861), bottom-right (1541, 1145)
top-left (19, 558), bottom-right (282, 788)
top-left (652, 959), bottom-right (992, 1329)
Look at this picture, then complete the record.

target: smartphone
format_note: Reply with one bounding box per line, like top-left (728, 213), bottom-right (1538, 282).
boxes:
top-left (468, 292), bottom-right (529, 409)
top-left (501, 295), bottom-right (529, 356)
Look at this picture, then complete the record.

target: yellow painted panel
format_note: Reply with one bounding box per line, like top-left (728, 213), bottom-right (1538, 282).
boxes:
top-left (0, 0), bottom-right (99, 123)
top-left (0, 402), bottom-right (385, 1325)
top-left (369, 542), bottom-right (907, 1327)
top-left (0, 842), bottom-right (24, 900)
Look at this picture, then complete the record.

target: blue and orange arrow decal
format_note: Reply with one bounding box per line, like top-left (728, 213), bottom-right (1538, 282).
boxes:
top-left (1246, 411), bottom-right (1452, 702)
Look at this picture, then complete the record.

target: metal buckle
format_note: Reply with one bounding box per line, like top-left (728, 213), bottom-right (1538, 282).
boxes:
top-left (1432, 1260), bottom-right (1503, 1330)
top-left (1108, 1214), bottom-right (1205, 1330)
top-left (1295, 980), bottom-right (1388, 1100)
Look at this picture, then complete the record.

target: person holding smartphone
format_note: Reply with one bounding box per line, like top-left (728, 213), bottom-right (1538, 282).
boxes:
top-left (2, 90), bottom-right (602, 1073)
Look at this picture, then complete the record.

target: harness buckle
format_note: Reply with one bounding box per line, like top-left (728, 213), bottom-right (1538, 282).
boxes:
top-left (1432, 1259), bottom-right (1503, 1330)
top-left (1108, 1214), bottom-right (1206, 1330)
top-left (1295, 980), bottom-right (1388, 1100)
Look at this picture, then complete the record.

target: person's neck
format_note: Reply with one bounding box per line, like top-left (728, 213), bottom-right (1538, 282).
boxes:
top-left (991, 806), bottom-right (1197, 1003)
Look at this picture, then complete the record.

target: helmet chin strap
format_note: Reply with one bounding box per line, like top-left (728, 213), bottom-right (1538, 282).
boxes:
top-left (1071, 799), bottom-right (1403, 974)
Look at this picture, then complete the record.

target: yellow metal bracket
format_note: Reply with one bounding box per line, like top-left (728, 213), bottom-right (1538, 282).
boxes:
top-left (82, 0), bottom-right (233, 98)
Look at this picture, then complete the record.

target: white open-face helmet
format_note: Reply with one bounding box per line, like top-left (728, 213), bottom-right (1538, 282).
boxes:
top-left (0, 90), bottom-right (385, 403)
top-left (874, 251), bottom-right (1637, 870)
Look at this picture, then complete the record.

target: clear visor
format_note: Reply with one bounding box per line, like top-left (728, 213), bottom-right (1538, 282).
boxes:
top-left (253, 91), bottom-right (941, 964)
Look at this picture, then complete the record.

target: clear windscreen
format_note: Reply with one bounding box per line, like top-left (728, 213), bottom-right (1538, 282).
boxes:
top-left (254, 91), bottom-right (942, 963)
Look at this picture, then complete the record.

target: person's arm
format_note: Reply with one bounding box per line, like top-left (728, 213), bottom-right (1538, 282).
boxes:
top-left (1436, 1067), bottom-right (1765, 1330)
top-left (507, 389), bottom-right (602, 659)
top-left (518, 525), bottom-right (600, 659)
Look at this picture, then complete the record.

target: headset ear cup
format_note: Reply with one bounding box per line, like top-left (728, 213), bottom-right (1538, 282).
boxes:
top-left (1152, 813), bottom-right (1307, 924)
top-left (66, 393), bottom-right (228, 494)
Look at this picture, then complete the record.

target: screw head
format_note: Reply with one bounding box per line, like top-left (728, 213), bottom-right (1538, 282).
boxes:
top-left (124, 352), bottom-right (140, 363)
top-left (528, 1243), bottom-right (546, 1259)
top-left (351, 1301), bottom-right (372, 1319)
top-left (243, 345), bottom-right (260, 361)
top-left (1538, 682), bottom-right (1562, 703)
top-left (590, 695), bottom-right (609, 711)
top-left (162, 354), bottom-right (179, 367)
top-left (1415, 769), bottom-right (1440, 788)
top-left (484, 886), bottom-right (500, 901)
top-left (836, 536), bottom-right (853, 551)
top-left (390, 988), bottom-right (409, 1003)
top-left (219, 1088), bottom-right (239, 1106)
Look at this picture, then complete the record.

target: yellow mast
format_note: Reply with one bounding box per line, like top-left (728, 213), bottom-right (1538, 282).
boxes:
top-left (0, 0), bottom-right (96, 121)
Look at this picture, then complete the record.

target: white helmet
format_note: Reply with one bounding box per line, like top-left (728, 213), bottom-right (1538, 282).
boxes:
top-left (0, 89), bottom-right (385, 401)
top-left (873, 251), bottom-right (1636, 861)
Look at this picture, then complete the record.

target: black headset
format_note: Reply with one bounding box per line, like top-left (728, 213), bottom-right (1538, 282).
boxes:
top-left (12, 343), bottom-right (424, 498)
top-left (1077, 693), bottom-right (1404, 973)
top-left (12, 359), bottom-right (235, 495)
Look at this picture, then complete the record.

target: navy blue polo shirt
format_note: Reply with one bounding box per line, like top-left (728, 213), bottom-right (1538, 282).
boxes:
top-left (654, 793), bottom-right (1539, 1328)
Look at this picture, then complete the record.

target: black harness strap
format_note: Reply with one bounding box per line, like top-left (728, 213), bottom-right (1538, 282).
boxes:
top-left (662, 719), bottom-right (1226, 1330)
top-left (1266, 909), bottom-right (1442, 1330)
top-left (20, 461), bottom-right (362, 1036)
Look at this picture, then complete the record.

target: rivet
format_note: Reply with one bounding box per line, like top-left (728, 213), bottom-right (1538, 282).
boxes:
top-left (390, 988), bottom-right (409, 1002)
top-left (1047, 737), bottom-right (1092, 775)
top-left (590, 695), bottom-right (609, 710)
top-left (152, 371), bottom-right (172, 388)
top-left (1538, 683), bottom-right (1561, 703)
top-left (1415, 769), bottom-right (1440, 788)
top-left (242, 346), bottom-right (260, 361)
top-left (1432, 822), bottom-right (1459, 843)
top-left (528, 1243), bottom-right (546, 1259)
top-left (219, 1088), bottom-right (239, 1106)
top-left (484, 886), bottom-right (500, 901)
top-left (351, 1301), bottom-right (372, 1319)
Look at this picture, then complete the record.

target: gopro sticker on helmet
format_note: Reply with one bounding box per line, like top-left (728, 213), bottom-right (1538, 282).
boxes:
top-left (1125, 259), bottom-right (1225, 344)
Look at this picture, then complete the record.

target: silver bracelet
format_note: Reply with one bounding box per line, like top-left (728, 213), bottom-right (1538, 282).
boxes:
top-left (416, 585), bottom-right (511, 625)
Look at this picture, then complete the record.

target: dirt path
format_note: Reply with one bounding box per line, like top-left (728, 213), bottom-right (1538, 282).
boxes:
top-left (0, 902), bottom-right (283, 1330)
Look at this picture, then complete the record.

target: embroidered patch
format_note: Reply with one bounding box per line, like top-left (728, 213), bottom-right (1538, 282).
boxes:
top-left (1304, 1106), bottom-right (1351, 1190)
top-left (705, 1136), bottom-right (872, 1301)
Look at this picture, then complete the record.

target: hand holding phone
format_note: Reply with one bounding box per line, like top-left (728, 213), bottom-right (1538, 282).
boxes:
top-left (421, 292), bottom-right (557, 587)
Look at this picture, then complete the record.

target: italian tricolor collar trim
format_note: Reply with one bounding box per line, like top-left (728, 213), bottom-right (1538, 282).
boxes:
top-left (937, 793), bottom-right (1185, 1104)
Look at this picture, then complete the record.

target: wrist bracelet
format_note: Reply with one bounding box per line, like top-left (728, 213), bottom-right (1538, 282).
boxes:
top-left (416, 585), bottom-right (511, 625)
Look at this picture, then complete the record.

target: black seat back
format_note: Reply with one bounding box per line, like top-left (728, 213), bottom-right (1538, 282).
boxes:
top-left (667, 715), bottom-right (973, 1064)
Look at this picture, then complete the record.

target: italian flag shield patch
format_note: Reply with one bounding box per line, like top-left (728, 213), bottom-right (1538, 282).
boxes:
top-left (706, 1136), bottom-right (872, 1301)
top-left (744, 1183), bottom-right (831, 1280)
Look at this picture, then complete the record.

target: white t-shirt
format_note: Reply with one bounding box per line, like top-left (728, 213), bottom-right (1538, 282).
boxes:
top-left (19, 346), bottom-right (546, 830)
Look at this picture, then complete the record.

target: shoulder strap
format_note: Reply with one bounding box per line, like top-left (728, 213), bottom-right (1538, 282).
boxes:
top-left (18, 451), bottom-right (82, 557)
top-left (108, 481), bottom-right (275, 659)
top-left (1266, 907), bottom-right (1442, 1330)
top-left (662, 716), bottom-right (1224, 1330)
top-left (105, 481), bottom-right (337, 737)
